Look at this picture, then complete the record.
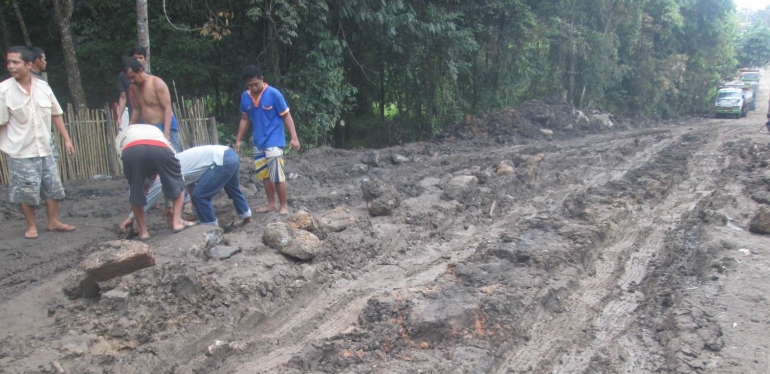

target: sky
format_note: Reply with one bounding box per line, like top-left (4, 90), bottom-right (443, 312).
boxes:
top-left (735, 0), bottom-right (770, 10)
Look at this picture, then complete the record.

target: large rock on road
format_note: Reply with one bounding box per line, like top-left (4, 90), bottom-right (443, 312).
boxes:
top-left (361, 178), bottom-right (401, 216)
top-left (262, 222), bottom-right (321, 260)
top-left (63, 240), bottom-right (155, 299)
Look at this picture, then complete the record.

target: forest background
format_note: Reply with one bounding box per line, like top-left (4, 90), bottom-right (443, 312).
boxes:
top-left (2, 0), bottom-right (770, 149)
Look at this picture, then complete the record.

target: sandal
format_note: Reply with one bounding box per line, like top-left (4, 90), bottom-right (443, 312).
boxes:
top-left (228, 219), bottom-right (251, 229)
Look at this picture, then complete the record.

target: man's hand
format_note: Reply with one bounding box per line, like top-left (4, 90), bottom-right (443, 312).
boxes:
top-left (164, 132), bottom-right (171, 142)
top-left (234, 140), bottom-right (242, 154)
top-left (64, 140), bottom-right (75, 158)
top-left (289, 138), bottom-right (300, 151)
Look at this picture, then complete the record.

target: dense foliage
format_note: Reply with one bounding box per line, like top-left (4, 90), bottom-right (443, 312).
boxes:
top-left (0, 0), bottom-right (751, 148)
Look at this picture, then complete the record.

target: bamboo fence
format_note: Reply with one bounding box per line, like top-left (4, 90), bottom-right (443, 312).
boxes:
top-left (0, 100), bottom-right (218, 184)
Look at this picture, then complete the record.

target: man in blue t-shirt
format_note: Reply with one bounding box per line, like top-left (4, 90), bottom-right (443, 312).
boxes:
top-left (235, 65), bottom-right (300, 215)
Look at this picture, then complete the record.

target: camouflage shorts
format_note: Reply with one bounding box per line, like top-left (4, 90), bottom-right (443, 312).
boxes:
top-left (50, 137), bottom-right (59, 163)
top-left (8, 155), bottom-right (66, 206)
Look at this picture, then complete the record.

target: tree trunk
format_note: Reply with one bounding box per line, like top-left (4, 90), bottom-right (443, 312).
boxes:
top-left (379, 62), bottom-right (385, 119)
top-left (52, 0), bottom-right (88, 109)
top-left (10, 0), bottom-right (31, 46)
top-left (136, 0), bottom-right (151, 73)
top-left (0, 9), bottom-right (11, 52)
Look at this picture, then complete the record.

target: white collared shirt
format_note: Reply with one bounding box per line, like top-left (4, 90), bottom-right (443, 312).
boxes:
top-left (0, 77), bottom-right (63, 159)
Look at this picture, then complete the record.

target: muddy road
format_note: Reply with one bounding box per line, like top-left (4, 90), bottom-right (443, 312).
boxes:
top-left (1, 88), bottom-right (770, 373)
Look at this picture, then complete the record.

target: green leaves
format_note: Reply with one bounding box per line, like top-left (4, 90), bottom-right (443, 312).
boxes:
top-left (736, 23), bottom-right (770, 68)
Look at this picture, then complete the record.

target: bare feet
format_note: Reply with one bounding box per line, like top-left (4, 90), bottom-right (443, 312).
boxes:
top-left (24, 228), bottom-right (38, 239)
top-left (255, 205), bottom-right (278, 213)
top-left (279, 206), bottom-right (289, 215)
top-left (161, 207), bottom-right (174, 228)
top-left (47, 221), bottom-right (75, 232)
top-left (173, 220), bottom-right (197, 233)
top-left (119, 217), bottom-right (134, 232)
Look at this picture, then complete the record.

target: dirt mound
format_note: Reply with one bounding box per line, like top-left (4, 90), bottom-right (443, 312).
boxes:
top-left (444, 100), bottom-right (619, 144)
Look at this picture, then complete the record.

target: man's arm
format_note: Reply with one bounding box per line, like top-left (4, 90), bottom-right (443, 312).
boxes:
top-left (283, 112), bottom-right (300, 151)
top-left (157, 78), bottom-right (173, 141)
top-left (235, 112), bottom-right (250, 153)
top-left (52, 115), bottom-right (75, 157)
top-left (117, 92), bottom-right (127, 129)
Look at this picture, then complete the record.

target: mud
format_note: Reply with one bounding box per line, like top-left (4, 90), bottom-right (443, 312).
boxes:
top-left (2, 85), bottom-right (770, 374)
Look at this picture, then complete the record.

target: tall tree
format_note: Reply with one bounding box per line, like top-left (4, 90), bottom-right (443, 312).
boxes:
top-left (10, 0), bottom-right (31, 46)
top-left (0, 6), bottom-right (11, 53)
top-left (136, 0), bottom-right (151, 73)
top-left (52, 0), bottom-right (87, 109)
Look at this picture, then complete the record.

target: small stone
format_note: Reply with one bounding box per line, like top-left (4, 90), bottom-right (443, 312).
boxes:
top-left (361, 179), bottom-right (401, 216)
top-left (391, 154), bottom-right (409, 164)
top-left (320, 206), bottom-right (356, 232)
top-left (361, 151), bottom-right (381, 166)
top-left (209, 246), bottom-right (242, 260)
top-left (101, 289), bottom-right (129, 309)
top-left (751, 192), bottom-right (770, 205)
top-left (102, 289), bottom-right (129, 301)
top-left (349, 163), bottom-right (369, 176)
top-left (594, 113), bottom-right (614, 127)
top-left (540, 128), bottom-right (554, 135)
top-left (495, 160), bottom-right (515, 177)
top-left (361, 178), bottom-right (385, 201)
top-left (749, 209), bottom-right (770, 234)
top-left (474, 168), bottom-right (494, 184)
top-left (441, 175), bottom-right (478, 200)
top-left (60, 334), bottom-right (96, 358)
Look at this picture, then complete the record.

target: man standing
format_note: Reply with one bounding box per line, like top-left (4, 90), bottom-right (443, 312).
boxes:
top-left (29, 46), bottom-right (59, 163)
top-left (115, 124), bottom-right (195, 240)
top-left (122, 57), bottom-right (182, 152)
top-left (30, 47), bottom-right (46, 81)
top-left (235, 65), bottom-right (300, 215)
top-left (0, 46), bottom-right (76, 239)
top-left (116, 46), bottom-right (146, 132)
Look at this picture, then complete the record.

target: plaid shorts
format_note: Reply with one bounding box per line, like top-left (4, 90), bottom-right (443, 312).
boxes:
top-left (8, 155), bottom-right (65, 206)
top-left (253, 147), bottom-right (285, 183)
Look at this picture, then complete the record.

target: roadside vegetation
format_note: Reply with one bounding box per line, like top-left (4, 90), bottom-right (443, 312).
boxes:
top-left (2, 0), bottom-right (770, 147)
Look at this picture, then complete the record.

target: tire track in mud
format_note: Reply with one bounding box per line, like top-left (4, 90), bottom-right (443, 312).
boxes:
top-left (492, 126), bottom-right (727, 374)
top-left (225, 129), bottom-right (686, 373)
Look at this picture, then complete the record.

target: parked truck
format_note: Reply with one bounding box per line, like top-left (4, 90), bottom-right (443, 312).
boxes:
top-left (715, 82), bottom-right (754, 118)
top-left (739, 68), bottom-right (760, 95)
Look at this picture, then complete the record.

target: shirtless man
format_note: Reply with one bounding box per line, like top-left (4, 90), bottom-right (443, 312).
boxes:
top-left (122, 57), bottom-right (182, 152)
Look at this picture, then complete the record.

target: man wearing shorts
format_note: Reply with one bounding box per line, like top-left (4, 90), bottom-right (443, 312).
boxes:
top-left (0, 46), bottom-right (76, 239)
top-left (29, 46), bottom-right (61, 163)
top-left (116, 124), bottom-right (195, 240)
top-left (235, 65), bottom-right (300, 215)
